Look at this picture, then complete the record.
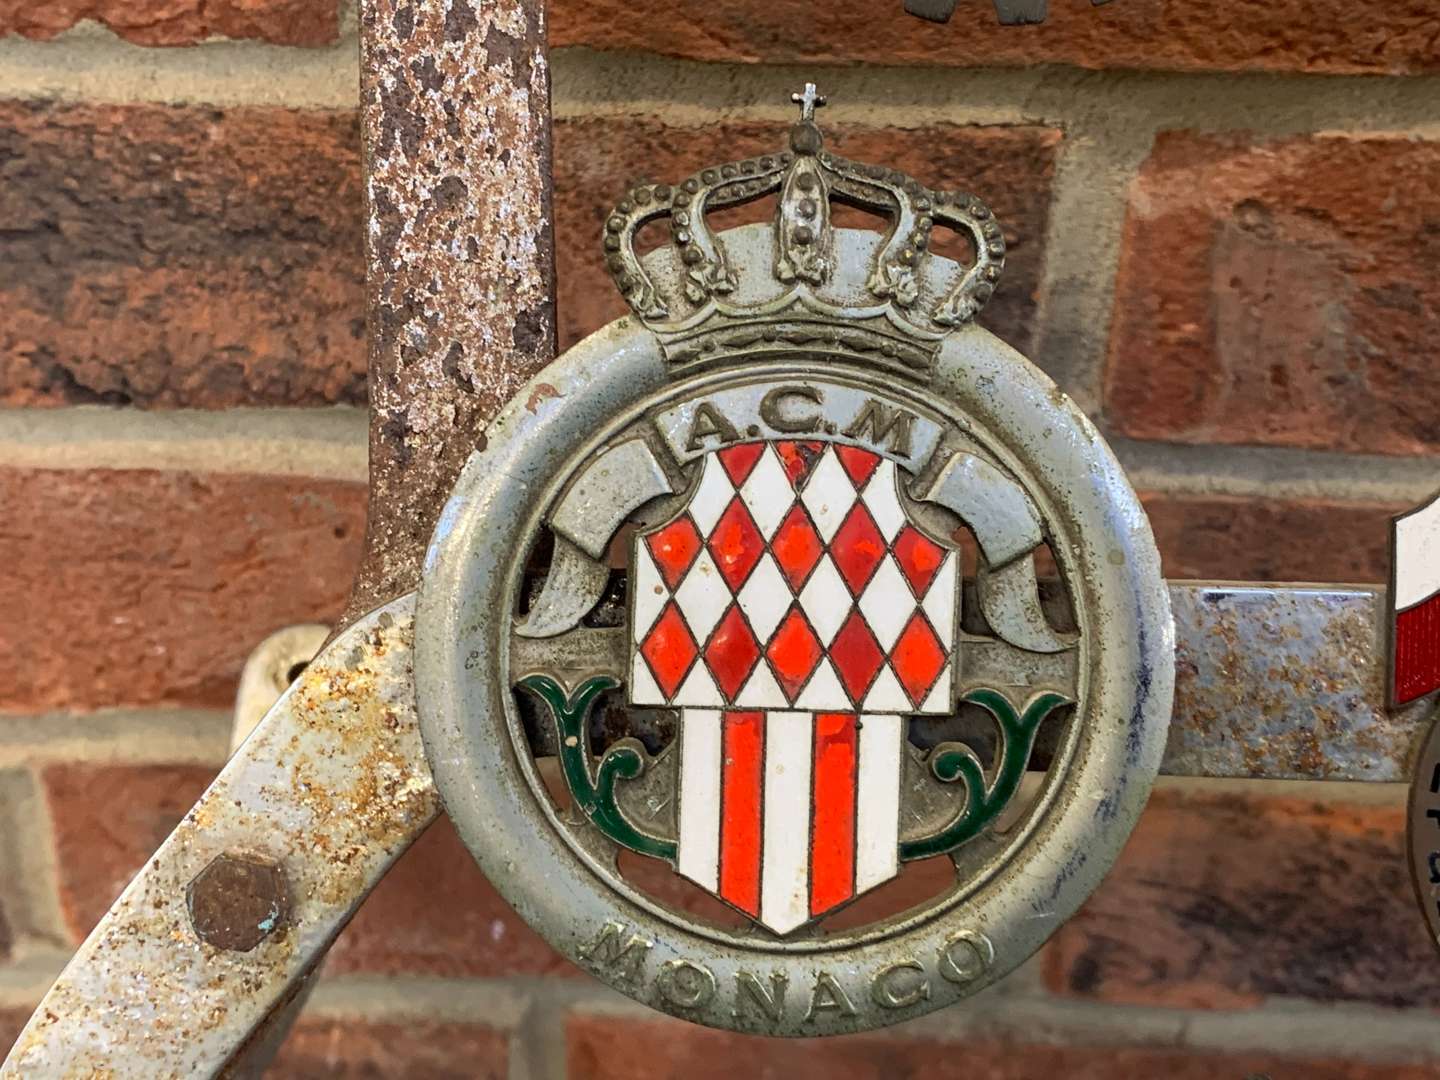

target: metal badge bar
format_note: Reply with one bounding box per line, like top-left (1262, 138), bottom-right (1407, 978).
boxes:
top-left (0, 598), bottom-right (434, 1077)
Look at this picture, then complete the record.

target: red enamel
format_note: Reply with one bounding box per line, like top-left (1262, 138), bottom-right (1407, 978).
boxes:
top-left (765, 607), bottom-right (823, 702)
top-left (645, 515), bottom-right (702, 590)
top-left (640, 601), bottom-right (698, 699)
top-left (890, 612), bottom-right (947, 706)
top-left (830, 503), bottom-right (886, 596)
top-left (771, 504), bottom-right (824, 591)
top-left (705, 604), bottom-right (762, 700)
top-left (893, 525), bottom-right (946, 596)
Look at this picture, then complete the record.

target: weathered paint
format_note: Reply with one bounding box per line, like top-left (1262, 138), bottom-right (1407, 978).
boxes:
top-left (0, 597), bottom-right (436, 1078)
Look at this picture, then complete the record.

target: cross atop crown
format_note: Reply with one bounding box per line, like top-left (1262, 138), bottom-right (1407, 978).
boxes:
top-left (790, 82), bottom-right (827, 123)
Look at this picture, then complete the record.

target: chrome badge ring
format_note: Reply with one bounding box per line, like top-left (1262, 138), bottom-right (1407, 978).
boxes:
top-left (414, 101), bottom-right (1174, 1036)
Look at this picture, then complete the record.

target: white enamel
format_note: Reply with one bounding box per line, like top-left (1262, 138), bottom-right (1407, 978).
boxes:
top-left (800, 450), bottom-right (857, 543)
top-left (689, 455), bottom-right (736, 536)
top-left (677, 709), bottom-right (722, 891)
top-left (738, 553), bottom-right (792, 643)
top-left (1396, 496), bottom-right (1440, 609)
top-left (674, 549), bottom-right (731, 643)
top-left (738, 447), bottom-right (795, 540)
top-left (760, 713), bottom-right (814, 934)
top-left (797, 555), bottom-right (852, 645)
top-left (861, 665), bottom-right (910, 712)
top-left (630, 653), bottom-right (665, 705)
top-left (861, 459), bottom-right (906, 543)
top-left (795, 658), bottom-right (849, 711)
top-left (920, 667), bottom-right (952, 713)
top-left (735, 663), bottom-right (787, 708)
top-left (631, 543), bottom-right (669, 639)
top-left (674, 661), bottom-right (724, 707)
top-left (855, 714), bottom-right (902, 892)
top-left (858, 556), bottom-right (914, 651)
top-left (922, 551), bottom-right (958, 647)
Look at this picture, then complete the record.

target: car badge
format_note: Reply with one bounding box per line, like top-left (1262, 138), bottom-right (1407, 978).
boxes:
top-left (415, 86), bottom-right (1175, 1035)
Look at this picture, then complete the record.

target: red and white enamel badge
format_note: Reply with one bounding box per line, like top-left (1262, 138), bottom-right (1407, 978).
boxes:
top-left (417, 86), bottom-right (1174, 1035)
top-left (1391, 492), bottom-right (1440, 707)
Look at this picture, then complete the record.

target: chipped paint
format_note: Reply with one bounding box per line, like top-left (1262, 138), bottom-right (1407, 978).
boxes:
top-left (0, 596), bottom-right (436, 1078)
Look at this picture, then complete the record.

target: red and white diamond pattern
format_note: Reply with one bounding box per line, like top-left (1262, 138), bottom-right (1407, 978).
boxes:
top-left (631, 440), bottom-right (958, 713)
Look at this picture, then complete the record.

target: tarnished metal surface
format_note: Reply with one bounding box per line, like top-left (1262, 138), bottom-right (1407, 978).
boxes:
top-left (1408, 708), bottom-right (1440, 950)
top-left (232, 623), bottom-right (328, 752)
top-left (0, 596), bottom-right (436, 1078)
top-left (1163, 584), bottom-right (1430, 782)
top-left (415, 204), bottom-right (1175, 1030)
top-left (346, 0), bottom-right (556, 623)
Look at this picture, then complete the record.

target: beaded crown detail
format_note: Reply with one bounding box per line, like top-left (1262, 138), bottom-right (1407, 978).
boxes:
top-left (602, 85), bottom-right (1007, 375)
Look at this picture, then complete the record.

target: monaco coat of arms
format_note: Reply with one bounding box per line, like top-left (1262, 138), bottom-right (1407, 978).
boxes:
top-left (415, 87), bottom-right (1174, 1035)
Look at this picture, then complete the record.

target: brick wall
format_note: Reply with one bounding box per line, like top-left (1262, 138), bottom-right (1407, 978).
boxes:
top-left (2, 1), bottom-right (1439, 1075)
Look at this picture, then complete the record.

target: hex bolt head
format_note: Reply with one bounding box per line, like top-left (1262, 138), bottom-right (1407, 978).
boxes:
top-left (186, 852), bottom-right (291, 952)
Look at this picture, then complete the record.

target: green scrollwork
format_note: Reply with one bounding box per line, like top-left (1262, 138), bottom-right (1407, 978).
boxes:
top-left (518, 674), bottom-right (677, 861)
top-left (899, 688), bottom-right (1070, 861)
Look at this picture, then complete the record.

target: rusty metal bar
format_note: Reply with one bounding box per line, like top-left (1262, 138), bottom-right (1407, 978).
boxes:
top-left (345, 0), bottom-right (556, 624)
top-left (1162, 584), bottom-right (1426, 782)
top-left (0, 599), bottom-right (434, 1077)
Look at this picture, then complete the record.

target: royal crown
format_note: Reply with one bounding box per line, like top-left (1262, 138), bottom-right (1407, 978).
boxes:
top-left (602, 85), bottom-right (1007, 376)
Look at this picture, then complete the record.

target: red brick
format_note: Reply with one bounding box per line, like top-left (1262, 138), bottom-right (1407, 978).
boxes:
top-left (1142, 493), bottom-right (1403, 583)
top-left (271, 1017), bottom-right (508, 1079)
top-left (567, 1013), bottom-right (1438, 1079)
top-left (40, 763), bottom-right (215, 940)
top-left (550, 0), bottom-right (1440, 76)
top-left (1, 105), bottom-right (1056, 408)
top-left (0, 101), bottom-right (365, 408)
top-left (0, 1011), bottom-right (32, 1062)
top-left (555, 118), bottom-right (1059, 358)
top-left (329, 816), bottom-right (574, 978)
top-left (0, 469), bottom-right (365, 712)
top-left (0, 0), bottom-right (337, 46)
top-left (1045, 786), bottom-right (1433, 1010)
top-left (1107, 133), bottom-right (1440, 456)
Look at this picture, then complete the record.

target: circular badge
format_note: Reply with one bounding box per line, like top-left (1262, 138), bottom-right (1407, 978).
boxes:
top-left (415, 100), bottom-right (1173, 1035)
top-left (1409, 711), bottom-right (1440, 949)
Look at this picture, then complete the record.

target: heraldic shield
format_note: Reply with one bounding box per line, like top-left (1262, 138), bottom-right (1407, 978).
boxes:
top-left (631, 439), bottom-right (959, 932)
top-left (417, 85), bottom-right (1172, 1035)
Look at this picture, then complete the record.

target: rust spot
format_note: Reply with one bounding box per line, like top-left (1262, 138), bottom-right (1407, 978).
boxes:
top-left (526, 382), bottom-right (561, 413)
top-left (512, 301), bottom-right (550, 354)
top-left (444, 0), bottom-right (478, 42)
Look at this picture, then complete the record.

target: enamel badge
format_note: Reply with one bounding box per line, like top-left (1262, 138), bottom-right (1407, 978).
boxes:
top-left (1390, 491), bottom-right (1440, 707)
top-left (415, 87), bottom-right (1174, 1035)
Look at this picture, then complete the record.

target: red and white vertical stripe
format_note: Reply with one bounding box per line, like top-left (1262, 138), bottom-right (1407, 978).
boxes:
top-left (1394, 493), bottom-right (1440, 705)
top-left (676, 709), bottom-right (902, 934)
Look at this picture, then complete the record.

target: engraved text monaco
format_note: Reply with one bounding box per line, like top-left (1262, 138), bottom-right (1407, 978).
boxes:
top-left (578, 922), bottom-right (995, 1022)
